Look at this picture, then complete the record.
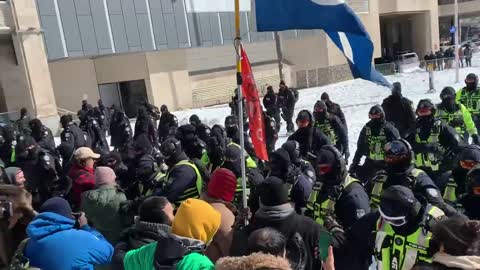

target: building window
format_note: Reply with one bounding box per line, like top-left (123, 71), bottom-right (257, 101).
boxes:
top-left (438, 0), bottom-right (476, 5)
top-left (347, 0), bottom-right (369, 14)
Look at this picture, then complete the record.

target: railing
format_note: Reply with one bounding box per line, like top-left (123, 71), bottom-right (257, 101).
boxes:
top-left (374, 55), bottom-right (478, 75)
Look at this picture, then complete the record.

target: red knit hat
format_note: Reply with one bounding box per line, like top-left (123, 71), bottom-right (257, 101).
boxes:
top-left (207, 168), bottom-right (238, 202)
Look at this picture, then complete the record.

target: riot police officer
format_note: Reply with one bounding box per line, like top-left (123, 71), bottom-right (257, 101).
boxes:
top-left (158, 105), bottom-right (178, 143)
top-left (313, 100), bottom-right (349, 160)
top-left (156, 138), bottom-right (203, 206)
top-left (16, 107), bottom-right (31, 136)
top-left (97, 99), bottom-right (111, 135)
top-left (307, 145), bottom-right (370, 228)
top-left (350, 105), bottom-right (400, 185)
top-left (189, 114), bottom-right (211, 143)
top-left (456, 73), bottom-right (480, 130)
top-left (278, 82), bottom-right (296, 134)
top-left (110, 108), bottom-right (133, 151)
top-left (176, 124), bottom-right (206, 160)
top-left (321, 92), bottom-right (346, 127)
top-left (29, 118), bottom-right (56, 155)
top-left (225, 115), bottom-right (256, 159)
top-left (135, 106), bottom-right (158, 147)
top-left (369, 139), bottom-right (457, 217)
top-left (263, 111), bottom-right (278, 159)
top-left (83, 109), bottom-right (109, 155)
top-left (263, 85), bottom-right (281, 132)
top-left (60, 114), bottom-right (88, 150)
top-left (406, 99), bottom-right (464, 186)
top-left (281, 140), bottom-right (316, 183)
top-left (437, 86), bottom-right (479, 144)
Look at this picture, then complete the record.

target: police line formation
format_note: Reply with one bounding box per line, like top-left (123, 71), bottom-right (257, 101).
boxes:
top-left (0, 76), bottom-right (480, 270)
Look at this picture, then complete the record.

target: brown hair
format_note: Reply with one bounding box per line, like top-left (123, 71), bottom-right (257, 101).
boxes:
top-left (432, 216), bottom-right (480, 256)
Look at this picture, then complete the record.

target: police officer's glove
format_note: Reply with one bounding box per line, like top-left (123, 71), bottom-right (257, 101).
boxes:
top-left (324, 216), bottom-right (344, 234)
top-left (473, 134), bottom-right (480, 145)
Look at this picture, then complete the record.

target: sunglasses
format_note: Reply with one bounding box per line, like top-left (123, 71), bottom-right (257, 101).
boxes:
top-left (460, 160), bottom-right (478, 170)
top-left (316, 164), bottom-right (333, 175)
top-left (379, 207), bottom-right (407, 227)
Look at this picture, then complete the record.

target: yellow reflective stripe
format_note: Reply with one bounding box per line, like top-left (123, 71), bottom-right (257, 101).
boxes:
top-left (168, 160), bottom-right (203, 204)
top-left (443, 180), bottom-right (457, 203)
top-left (366, 126), bottom-right (386, 161)
top-left (370, 176), bottom-right (386, 209)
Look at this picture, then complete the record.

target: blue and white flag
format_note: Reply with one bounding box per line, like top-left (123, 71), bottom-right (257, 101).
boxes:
top-left (254, 0), bottom-right (390, 87)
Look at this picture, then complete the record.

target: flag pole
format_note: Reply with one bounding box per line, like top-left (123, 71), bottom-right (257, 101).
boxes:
top-left (234, 0), bottom-right (248, 212)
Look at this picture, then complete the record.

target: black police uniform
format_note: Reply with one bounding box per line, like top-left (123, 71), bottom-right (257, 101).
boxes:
top-left (263, 112), bottom-right (278, 159)
top-left (83, 114), bottom-right (110, 154)
top-left (158, 111), bottom-right (178, 143)
top-left (288, 110), bottom-right (331, 161)
top-left (381, 83), bottom-right (416, 138)
top-left (60, 122), bottom-right (88, 150)
top-left (176, 124), bottom-right (206, 160)
top-left (31, 124), bottom-right (56, 155)
top-left (135, 109), bottom-right (159, 147)
top-left (189, 115), bottom-right (211, 144)
top-left (110, 110), bottom-right (133, 150)
top-left (321, 93), bottom-right (347, 128)
top-left (278, 87), bottom-right (296, 133)
top-left (263, 88), bottom-right (281, 131)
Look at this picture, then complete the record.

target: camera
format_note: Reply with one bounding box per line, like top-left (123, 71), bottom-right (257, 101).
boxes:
top-left (0, 196), bottom-right (13, 220)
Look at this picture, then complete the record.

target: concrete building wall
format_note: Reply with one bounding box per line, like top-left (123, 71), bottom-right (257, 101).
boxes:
top-left (49, 58), bottom-right (99, 112)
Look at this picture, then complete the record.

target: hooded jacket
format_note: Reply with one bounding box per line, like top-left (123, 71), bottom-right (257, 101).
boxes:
top-left (288, 110), bottom-right (331, 159)
top-left (68, 163), bottom-right (96, 209)
top-left (216, 252), bottom-right (292, 270)
top-left (81, 185), bottom-right (130, 245)
top-left (25, 212), bottom-right (113, 270)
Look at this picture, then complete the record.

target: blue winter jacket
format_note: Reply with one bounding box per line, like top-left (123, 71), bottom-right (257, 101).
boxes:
top-left (25, 212), bottom-right (114, 270)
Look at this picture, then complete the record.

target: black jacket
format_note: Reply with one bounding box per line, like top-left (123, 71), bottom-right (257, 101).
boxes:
top-left (31, 125), bottom-right (56, 155)
top-left (112, 221), bottom-right (171, 270)
top-left (135, 116), bottom-right (158, 147)
top-left (278, 88), bottom-right (296, 109)
top-left (326, 101), bottom-right (347, 127)
top-left (382, 95), bottom-right (416, 138)
top-left (458, 195), bottom-right (480, 220)
top-left (83, 117), bottom-right (110, 154)
top-left (158, 112), bottom-right (178, 142)
top-left (314, 114), bottom-right (348, 153)
top-left (288, 111), bottom-right (331, 159)
top-left (195, 123), bottom-right (211, 144)
top-left (111, 112), bottom-right (133, 149)
top-left (263, 91), bottom-right (277, 111)
top-left (352, 120), bottom-right (400, 165)
top-left (61, 123), bottom-right (87, 150)
top-left (332, 181), bottom-right (371, 229)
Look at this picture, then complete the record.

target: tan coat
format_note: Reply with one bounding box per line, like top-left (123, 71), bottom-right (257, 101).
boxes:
top-left (216, 252), bottom-right (292, 270)
top-left (202, 194), bottom-right (237, 263)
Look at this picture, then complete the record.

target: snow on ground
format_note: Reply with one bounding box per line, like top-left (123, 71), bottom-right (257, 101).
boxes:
top-left (172, 55), bottom-right (480, 161)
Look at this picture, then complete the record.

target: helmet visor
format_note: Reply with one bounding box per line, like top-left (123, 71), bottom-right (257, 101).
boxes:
top-left (379, 207), bottom-right (407, 227)
top-left (460, 160), bottom-right (478, 170)
top-left (417, 108), bottom-right (432, 116)
top-left (316, 164), bottom-right (333, 175)
top-left (297, 120), bottom-right (310, 128)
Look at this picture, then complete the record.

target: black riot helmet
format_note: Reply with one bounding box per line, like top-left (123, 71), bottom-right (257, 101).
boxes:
top-left (465, 73), bottom-right (479, 91)
top-left (384, 139), bottom-right (413, 173)
top-left (225, 115), bottom-right (238, 137)
top-left (60, 114), bottom-right (73, 129)
top-left (315, 145), bottom-right (347, 186)
top-left (379, 185), bottom-right (422, 228)
top-left (416, 99), bottom-right (436, 117)
top-left (281, 140), bottom-right (301, 163)
top-left (466, 164), bottom-right (480, 196)
top-left (440, 87), bottom-right (456, 101)
top-left (160, 138), bottom-right (182, 166)
top-left (368, 105), bottom-right (385, 122)
top-left (189, 114), bottom-right (201, 126)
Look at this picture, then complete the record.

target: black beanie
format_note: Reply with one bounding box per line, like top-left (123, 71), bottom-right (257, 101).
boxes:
top-left (282, 141), bottom-right (299, 162)
top-left (139, 196), bottom-right (171, 224)
top-left (270, 148), bottom-right (291, 168)
top-left (321, 92), bottom-right (329, 101)
top-left (259, 176), bottom-right (289, 206)
top-left (296, 110), bottom-right (312, 122)
top-left (40, 197), bottom-right (74, 220)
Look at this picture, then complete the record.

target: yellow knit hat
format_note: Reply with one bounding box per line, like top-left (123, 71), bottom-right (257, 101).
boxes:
top-left (171, 198), bottom-right (221, 244)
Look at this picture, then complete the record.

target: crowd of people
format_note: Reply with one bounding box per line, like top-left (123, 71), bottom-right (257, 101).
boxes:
top-left (424, 45), bottom-right (474, 71)
top-left (0, 75), bottom-right (480, 270)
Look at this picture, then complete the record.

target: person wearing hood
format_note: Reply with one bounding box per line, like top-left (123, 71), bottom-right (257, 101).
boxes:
top-left (123, 198), bottom-right (220, 270)
top-left (369, 139), bottom-right (458, 217)
top-left (0, 124), bottom-right (18, 168)
top-left (268, 148), bottom-right (313, 214)
top-left (217, 227), bottom-right (292, 270)
top-left (437, 86), bottom-right (479, 144)
top-left (230, 176), bottom-right (339, 270)
top-left (16, 136), bottom-right (61, 207)
top-left (15, 107), bottom-right (31, 136)
top-left (201, 168), bottom-right (238, 262)
top-left (68, 147), bottom-right (100, 210)
top-left (263, 85), bottom-right (281, 132)
top-left (176, 124), bottom-right (206, 160)
top-left (456, 73), bottom-right (480, 130)
top-left (313, 100), bottom-right (349, 160)
top-left (321, 92), bottom-right (347, 128)
top-left (413, 216), bottom-right (480, 270)
top-left (340, 186), bottom-right (446, 270)
top-left (60, 114), bottom-right (88, 150)
top-left (263, 111), bottom-right (279, 160)
top-left (29, 118), bottom-right (56, 155)
top-left (381, 82), bottom-right (416, 138)
top-left (3, 167), bottom-right (26, 187)
top-left (189, 114), bottom-right (211, 143)
top-left (220, 143), bottom-right (264, 209)
top-left (406, 99), bottom-right (465, 189)
top-left (350, 105), bottom-right (400, 185)
top-left (307, 145), bottom-right (370, 229)
top-left (24, 197), bottom-right (113, 270)
top-left (110, 108), bottom-right (133, 151)
top-left (98, 99), bottom-right (111, 135)
top-left (81, 166), bottom-right (130, 245)
top-left (158, 105), bottom-right (178, 144)
top-left (288, 110), bottom-right (331, 162)
top-left (131, 134), bottom-right (162, 198)
top-left (112, 196), bottom-right (174, 270)
top-left (278, 81), bottom-right (296, 134)
top-left (134, 106), bottom-right (159, 148)
top-left (202, 124), bottom-right (228, 173)
top-left (156, 138), bottom-right (203, 206)
top-left (97, 151), bottom-right (130, 191)
top-left (281, 140), bottom-right (316, 183)
top-left (57, 141), bottom-right (75, 175)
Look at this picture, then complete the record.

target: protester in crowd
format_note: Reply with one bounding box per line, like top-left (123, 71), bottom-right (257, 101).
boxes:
top-left (321, 92), bottom-right (347, 128)
top-left (68, 147), bottom-right (99, 210)
top-left (122, 198), bottom-right (220, 270)
top-left (465, 45), bottom-right (473, 67)
top-left (24, 197), bottom-right (113, 269)
top-left (412, 216), bottom-right (480, 270)
top-left (381, 82), bottom-right (416, 138)
top-left (201, 168), bottom-right (238, 262)
top-left (216, 227), bottom-right (292, 270)
top-left (81, 166), bottom-right (130, 245)
top-left (112, 196), bottom-right (174, 269)
top-left (3, 167), bottom-right (26, 187)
